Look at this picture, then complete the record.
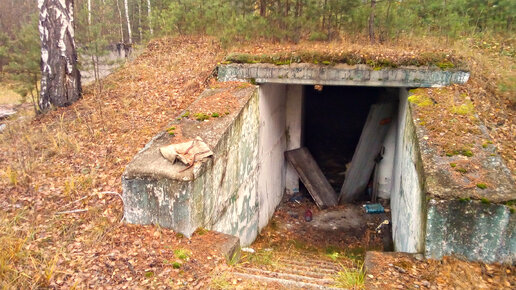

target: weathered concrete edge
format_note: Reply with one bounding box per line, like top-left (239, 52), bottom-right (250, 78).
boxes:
top-left (123, 87), bottom-right (256, 182)
top-left (408, 98), bottom-right (516, 204)
top-left (218, 63), bottom-right (470, 88)
top-left (406, 99), bottom-right (516, 264)
top-left (425, 199), bottom-right (515, 264)
top-left (122, 86), bottom-right (261, 243)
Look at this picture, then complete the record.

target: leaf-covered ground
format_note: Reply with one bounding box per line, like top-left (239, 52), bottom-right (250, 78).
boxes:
top-left (0, 36), bottom-right (229, 288)
top-left (0, 36), bottom-right (514, 288)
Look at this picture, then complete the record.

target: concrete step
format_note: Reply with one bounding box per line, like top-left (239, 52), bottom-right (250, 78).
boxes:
top-left (237, 267), bottom-right (336, 284)
top-left (278, 256), bottom-right (343, 272)
top-left (232, 271), bottom-right (341, 290)
top-left (228, 251), bottom-right (346, 289)
top-left (271, 263), bottom-right (336, 279)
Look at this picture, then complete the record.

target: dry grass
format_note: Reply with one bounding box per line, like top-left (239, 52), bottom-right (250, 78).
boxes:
top-left (0, 36), bottom-right (225, 288)
top-left (0, 82), bottom-right (22, 104)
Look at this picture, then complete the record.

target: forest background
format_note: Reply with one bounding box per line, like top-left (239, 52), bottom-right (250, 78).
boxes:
top-left (0, 0), bottom-right (514, 108)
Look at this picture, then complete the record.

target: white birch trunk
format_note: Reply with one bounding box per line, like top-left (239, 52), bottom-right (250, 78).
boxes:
top-left (38, 0), bottom-right (81, 112)
top-left (146, 0), bottom-right (153, 35)
top-left (124, 0), bottom-right (132, 44)
top-left (116, 0), bottom-right (125, 44)
top-left (87, 0), bottom-right (91, 26)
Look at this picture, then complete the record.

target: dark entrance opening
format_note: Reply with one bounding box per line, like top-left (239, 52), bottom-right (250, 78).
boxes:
top-left (303, 86), bottom-right (392, 197)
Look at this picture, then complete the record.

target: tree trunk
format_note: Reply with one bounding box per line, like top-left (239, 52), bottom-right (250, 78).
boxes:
top-left (87, 0), bottom-right (91, 26)
top-left (260, 0), bottom-right (266, 17)
top-left (369, 0), bottom-right (376, 44)
top-left (146, 0), bottom-right (153, 35)
top-left (138, 0), bottom-right (142, 41)
top-left (116, 0), bottom-right (125, 44)
top-left (124, 0), bottom-right (132, 44)
top-left (38, 0), bottom-right (81, 112)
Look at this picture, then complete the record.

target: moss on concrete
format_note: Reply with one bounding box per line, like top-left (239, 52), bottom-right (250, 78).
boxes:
top-left (224, 51), bottom-right (467, 70)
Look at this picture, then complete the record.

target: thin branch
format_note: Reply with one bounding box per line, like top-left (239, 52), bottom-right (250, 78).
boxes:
top-left (56, 209), bottom-right (88, 215)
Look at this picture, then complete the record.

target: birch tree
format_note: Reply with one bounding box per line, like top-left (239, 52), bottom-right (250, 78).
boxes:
top-left (147, 0), bottom-right (153, 35)
top-left (38, 0), bottom-right (81, 112)
top-left (124, 0), bottom-right (132, 45)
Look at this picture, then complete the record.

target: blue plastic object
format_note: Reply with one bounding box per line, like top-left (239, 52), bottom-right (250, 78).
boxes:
top-left (364, 203), bottom-right (385, 214)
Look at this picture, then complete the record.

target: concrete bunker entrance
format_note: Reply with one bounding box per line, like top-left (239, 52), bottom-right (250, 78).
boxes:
top-left (259, 83), bottom-right (400, 205)
top-left (124, 63), bottom-right (480, 257)
top-left (303, 85), bottom-right (394, 197)
top-left (257, 83), bottom-right (402, 249)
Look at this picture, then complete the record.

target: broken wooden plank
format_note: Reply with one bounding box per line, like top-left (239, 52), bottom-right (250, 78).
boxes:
top-left (285, 147), bottom-right (338, 209)
top-left (339, 101), bottom-right (397, 203)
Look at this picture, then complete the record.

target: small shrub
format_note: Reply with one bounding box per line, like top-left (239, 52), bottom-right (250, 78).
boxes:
top-left (308, 32), bottom-right (328, 41)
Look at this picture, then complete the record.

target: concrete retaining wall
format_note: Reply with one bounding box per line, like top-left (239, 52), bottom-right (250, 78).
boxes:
top-left (123, 88), bottom-right (261, 245)
top-left (425, 200), bottom-right (515, 264)
top-left (257, 84), bottom-right (288, 230)
top-left (123, 84), bottom-right (298, 246)
top-left (391, 89), bottom-right (426, 253)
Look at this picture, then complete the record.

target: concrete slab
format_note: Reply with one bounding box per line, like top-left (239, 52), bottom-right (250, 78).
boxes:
top-left (218, 63), bottom-right (470, 87)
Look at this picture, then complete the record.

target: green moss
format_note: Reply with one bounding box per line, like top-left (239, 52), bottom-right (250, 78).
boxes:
top-left (167, 126), bottom-right (176, 136)
top-left (194, 113), bottom-right (210, 121)
top-left (144, 271), bottom-right (154, 278)
top-left (510, 208), bottom-right (515, 214)
top-left (223, 52), bottom-right (465, 69)
top-left (450, 163), bottom-right (457, 168)
top-left (477, 183), bottom-right (488, 190)
top-left (181, 111), bottom-right (190, 118)
top-left (480, 198), bottom-right (490, 204)
top-left (172, 262), bottom-right (181, 269)
top-left (456, 168), bottom-right (468, 174)
top-left (211, 112), bottom-right (220, 118)
top-left (458, 197), bottom-right (471, 202)
top-left (408, 95), bottom-right (434, 107)
top-left (436, 61), bottom-right (455, 70)
top-left (451, 101), bottom-right (475, 115)
top-left (174, 249), bottom-right (192, 260)
top-left (460, 149), bottom-right (474, 157)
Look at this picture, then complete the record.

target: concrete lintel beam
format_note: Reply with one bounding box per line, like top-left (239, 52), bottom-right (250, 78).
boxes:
top-left (217, 63), bottom-right (470, 88)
